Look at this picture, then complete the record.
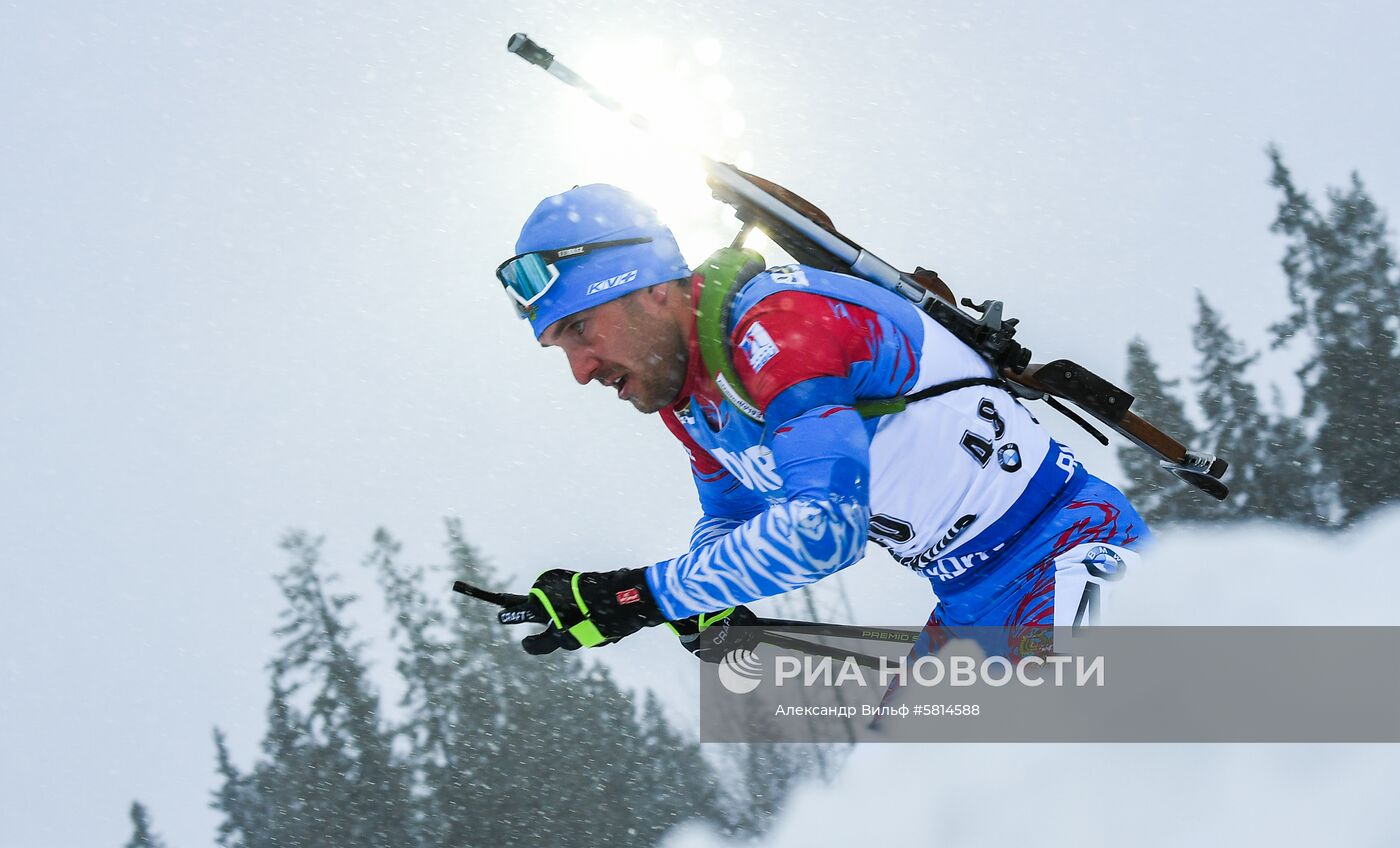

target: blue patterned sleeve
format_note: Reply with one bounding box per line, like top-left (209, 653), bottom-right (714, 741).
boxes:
top-left (682, 468), bottom-right (764, 556)
top-left (646, 392), bottom-right (872, 620)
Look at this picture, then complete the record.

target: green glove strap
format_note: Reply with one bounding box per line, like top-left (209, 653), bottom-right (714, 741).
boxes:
top-left (697, 608), bottom-right (735, 631)
top-left (529, 573), bottom-right (611, 648)
top-left (570, 572), bottom-right (590, 615)
top-left (667, 607), bottom-right (737, 637)
top-left (530, 587), bottom-right (566, 628)
top-left (568, 620), bottom-right (608, 648)
top-left (565, 572), bottom-right (609, 646)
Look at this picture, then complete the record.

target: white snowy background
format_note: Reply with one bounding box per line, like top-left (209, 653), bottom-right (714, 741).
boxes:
top-left (667, 511), bottom-right (1400, 848)
top-left (3, 1), bottom-right (1399, 846)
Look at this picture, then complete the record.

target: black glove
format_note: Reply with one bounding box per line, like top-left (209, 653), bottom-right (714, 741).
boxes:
top-left (500, 568), bottom-right (667, 655)
top-left (668, 605), bottom-right (762, 663)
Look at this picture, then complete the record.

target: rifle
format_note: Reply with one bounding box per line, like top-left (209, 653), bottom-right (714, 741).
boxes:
top-left (506, 33), bottom-right (1229, 500)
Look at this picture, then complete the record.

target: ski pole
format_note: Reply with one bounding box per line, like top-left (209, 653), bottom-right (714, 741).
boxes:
top-left (756, 630), bottom-right (885, 671)
top-left (749, 617), bottom-right (921, 645)
top-left (452, 580), bottom-right (891, 667)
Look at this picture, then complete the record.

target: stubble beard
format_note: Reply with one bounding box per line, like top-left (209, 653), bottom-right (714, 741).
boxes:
top-left (627, 327), bottom-right (689, 414)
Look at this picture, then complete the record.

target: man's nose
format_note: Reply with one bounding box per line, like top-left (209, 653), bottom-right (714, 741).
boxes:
top-left (566, 348), bottom-right (600, 386)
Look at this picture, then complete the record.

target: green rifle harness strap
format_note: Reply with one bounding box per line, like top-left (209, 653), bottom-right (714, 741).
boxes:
top-left (691, 247), bottom-right (1004, 429)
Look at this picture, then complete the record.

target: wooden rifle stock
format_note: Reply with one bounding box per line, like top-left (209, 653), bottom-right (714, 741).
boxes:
top-left (1003, 363), bottom-right (1229, 500)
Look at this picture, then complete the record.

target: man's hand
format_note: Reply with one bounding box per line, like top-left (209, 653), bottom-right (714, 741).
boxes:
top-left (500, 568), bottom-right (667, 655)
top-left (668, 605), bottom-right (762, 663)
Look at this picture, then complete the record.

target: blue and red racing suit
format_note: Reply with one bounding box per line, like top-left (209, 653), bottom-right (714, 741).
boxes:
top-left (644, 263), bottom-right (1149, 650)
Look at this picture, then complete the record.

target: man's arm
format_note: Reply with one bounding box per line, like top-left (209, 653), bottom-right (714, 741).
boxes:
top-left (659, 407), bottom-right (768, 552)
top-left (646, 290), bottom-right (913, 620)
top-left (647, 405), bottom-right (872, 619)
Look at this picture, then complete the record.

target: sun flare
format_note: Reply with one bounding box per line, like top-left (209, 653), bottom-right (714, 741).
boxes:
top-left (548, 36), bottom-right (770, 265)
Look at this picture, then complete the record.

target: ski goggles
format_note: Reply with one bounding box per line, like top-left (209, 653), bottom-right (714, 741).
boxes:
top-left (495, 237), bottom-right (653, 317)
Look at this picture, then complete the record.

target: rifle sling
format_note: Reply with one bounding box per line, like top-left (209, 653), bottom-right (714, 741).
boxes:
top-left (694, 248), bottom-right (1021, 426)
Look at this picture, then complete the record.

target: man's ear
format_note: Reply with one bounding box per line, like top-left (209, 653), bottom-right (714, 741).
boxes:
top-left (639, 281), bottom-right (672, 308)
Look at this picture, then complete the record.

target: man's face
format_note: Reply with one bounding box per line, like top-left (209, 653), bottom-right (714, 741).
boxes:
top-left (539, 287), bottom-right (689, 414)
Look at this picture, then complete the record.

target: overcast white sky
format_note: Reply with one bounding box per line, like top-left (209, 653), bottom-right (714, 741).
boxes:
top-left (3, 2), bottom-right (1400, 846)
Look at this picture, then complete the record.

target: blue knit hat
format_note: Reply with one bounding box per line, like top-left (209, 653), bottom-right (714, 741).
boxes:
top-left (511, 184), bottom-right (690, 338)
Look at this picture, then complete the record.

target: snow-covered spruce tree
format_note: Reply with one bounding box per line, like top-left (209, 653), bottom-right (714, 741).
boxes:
top-left (1117, 337), bottom-right (1217, 524)
top-left (1192, 293), bottom-right (1322, 524)
top-left (763, 585), bottom-right (853, 775)
top-left (212, 532), bottom-right (414, 848)
top-left (1256, 393), bottom-right (1321, 522)
top-left (633, 690), bottom-right (728, 839)
top-left (123, 801), bottom-right (169, 848)
top-left (365, 521), bottom-right (728, 848)
top-left (1269, 148), bottom-right (1400, 523)
top-left (211, 728), bottom-right (265, 848)
top-left (725, 741), bottom-right (820, 833)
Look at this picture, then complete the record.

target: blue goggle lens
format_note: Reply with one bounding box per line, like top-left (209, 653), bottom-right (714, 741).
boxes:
top-left (494, 237), bottom-right (653, 319)
top-left (498, 253), bottom-right (559, 307)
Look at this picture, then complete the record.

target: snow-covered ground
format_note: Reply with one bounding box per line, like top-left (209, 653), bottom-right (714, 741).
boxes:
top-left (665, 509), bottom-right (1400, 847)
